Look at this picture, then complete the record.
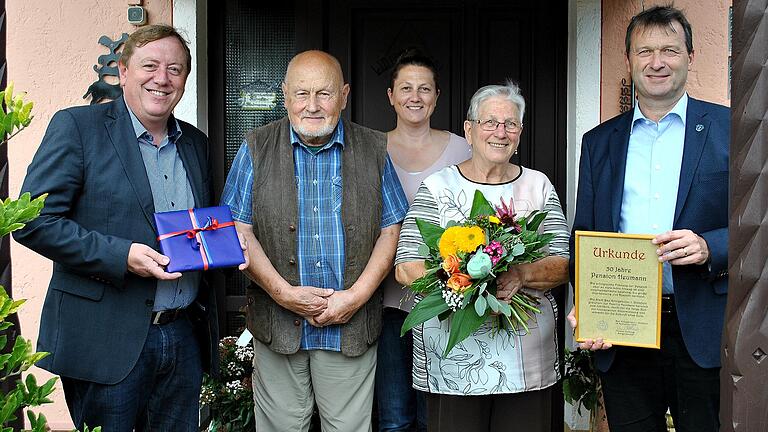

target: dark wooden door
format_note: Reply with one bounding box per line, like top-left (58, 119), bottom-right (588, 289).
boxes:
top-left (319, 0), bottom-right (568, 201)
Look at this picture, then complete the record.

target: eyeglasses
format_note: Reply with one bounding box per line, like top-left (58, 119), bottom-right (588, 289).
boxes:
top-left (468, 119), bottom-right (522, 134)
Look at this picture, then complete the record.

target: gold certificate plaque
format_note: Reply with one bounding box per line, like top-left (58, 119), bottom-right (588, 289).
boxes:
top-left (575, 231), bottom-right (662, 348)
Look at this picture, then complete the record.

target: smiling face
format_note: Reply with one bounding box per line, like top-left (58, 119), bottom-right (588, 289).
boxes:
top-left (464, 96), bottom-right (522, 168)
top-left (626, 20), bottom-right (693, 108)
top-left (282, 51), bottom-right (350, 146)
top-left (118, 36), bottom-right (188, 131)
top-left (387, 64), bottom-right (439, 126)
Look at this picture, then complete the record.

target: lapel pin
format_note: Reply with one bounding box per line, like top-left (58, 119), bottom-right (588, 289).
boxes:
top-left (695, 124), bottom-right (704, 132)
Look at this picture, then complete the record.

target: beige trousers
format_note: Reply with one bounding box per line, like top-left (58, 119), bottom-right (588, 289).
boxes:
top-left (251, 340), bottom-right (377, 432)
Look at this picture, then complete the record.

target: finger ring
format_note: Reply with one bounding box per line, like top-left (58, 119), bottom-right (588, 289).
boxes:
top-left (682, 247), bottom-right (688, 256)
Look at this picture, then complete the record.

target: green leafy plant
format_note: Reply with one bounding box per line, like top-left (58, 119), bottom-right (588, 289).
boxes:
top-left (0, 203), bottom-right (51, 430)
top-left (563, 348), bottom-right (603, 430)
top-left (0, 85), bottom-right (53, 431)
top-left (26, 410), bottom-right (101, 432)
top-left (0, 83), bottom-right (33, 145)
top-left (0, 85), bottom-right (98, 432)
top-left (200, 336), bottom-right (254, 432)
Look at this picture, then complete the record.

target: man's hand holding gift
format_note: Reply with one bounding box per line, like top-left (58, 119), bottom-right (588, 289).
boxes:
top-left (128, 243), bottom-right (182, 280)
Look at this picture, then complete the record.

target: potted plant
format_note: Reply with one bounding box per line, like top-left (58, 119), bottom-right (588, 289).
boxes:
top-left (200, 336), bottom-right (255, 431)
top-left (563, 347), bottom-right (605, 432)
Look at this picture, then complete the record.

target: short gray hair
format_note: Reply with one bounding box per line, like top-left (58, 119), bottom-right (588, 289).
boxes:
top-left (466, 81), bottom-right (526, 123)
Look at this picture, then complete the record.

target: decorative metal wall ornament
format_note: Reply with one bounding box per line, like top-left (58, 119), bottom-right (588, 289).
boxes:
top-left (83, 33), bottom-right (129, 104)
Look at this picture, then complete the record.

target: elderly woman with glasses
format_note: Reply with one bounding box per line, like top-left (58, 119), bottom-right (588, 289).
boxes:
top-left (394, 82), bottom-right (569, 432)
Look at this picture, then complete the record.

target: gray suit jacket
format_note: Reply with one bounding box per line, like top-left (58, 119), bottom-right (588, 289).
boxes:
top-left (14, 97), bottom-right (217, 384)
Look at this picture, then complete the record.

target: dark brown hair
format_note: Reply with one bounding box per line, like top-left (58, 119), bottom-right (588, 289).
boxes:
top-left (389, 49), bottom-right (440, 91)
top-left (121, 24), bottom-right (192, 73)
top-left (625, 5), bottom-right (693, 55)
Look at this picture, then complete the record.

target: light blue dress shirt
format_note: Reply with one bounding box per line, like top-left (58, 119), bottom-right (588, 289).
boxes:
top-left (619, 93), bottom-right (688, 294)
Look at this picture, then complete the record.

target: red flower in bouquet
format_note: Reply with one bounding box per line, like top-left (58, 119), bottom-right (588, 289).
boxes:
top-left (495, 197), bottom-right (521, 232)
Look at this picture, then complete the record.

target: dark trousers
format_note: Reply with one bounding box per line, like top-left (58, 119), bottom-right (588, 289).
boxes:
top-left (375, 308), bottom-right (427, 432)
top-left (599, 306), bottom-right (720, 432)
top-left (425, 387), bottom-right (551, 432)
top-left (62, 317), bottom-right (203, 432)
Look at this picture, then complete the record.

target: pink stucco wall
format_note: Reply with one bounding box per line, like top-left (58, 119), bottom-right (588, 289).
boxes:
top-left (601, 0), bottom-right (732, 121)
top-left (7, 2), bottom-right (172, 429)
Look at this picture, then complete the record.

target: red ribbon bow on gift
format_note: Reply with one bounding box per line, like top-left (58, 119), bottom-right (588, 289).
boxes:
top-left (157, 216), bottom-right (233, 243)
top-left (183, 217), bottom-right (224, 244)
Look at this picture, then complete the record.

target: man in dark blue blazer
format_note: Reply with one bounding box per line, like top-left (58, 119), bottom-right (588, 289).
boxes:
top-left (13, 25), bottom-right (227, 431)
top-left (568, 6), bottom-right (728, 432)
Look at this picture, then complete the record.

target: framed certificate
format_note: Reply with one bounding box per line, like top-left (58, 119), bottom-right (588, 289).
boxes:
top-left (574, 230), bottom-right (663, 348)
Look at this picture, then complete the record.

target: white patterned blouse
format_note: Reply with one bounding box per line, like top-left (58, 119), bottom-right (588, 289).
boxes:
top-left (395, 164), bottom-right (569, 395)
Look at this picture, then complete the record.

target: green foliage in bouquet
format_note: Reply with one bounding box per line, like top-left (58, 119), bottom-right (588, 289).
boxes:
top-left (200, 337), bottom-right (255, 432)
top-left (401, 190), bottom-right (554, 356)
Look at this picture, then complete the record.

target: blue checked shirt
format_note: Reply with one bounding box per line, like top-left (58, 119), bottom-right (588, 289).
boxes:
top-left (221, 121), bottom-right (408, 351)
top-left (127, 103), bottom-right (200, 311)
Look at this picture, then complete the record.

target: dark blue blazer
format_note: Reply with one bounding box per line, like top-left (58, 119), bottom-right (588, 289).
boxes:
top-left (570, 97), bottom-right (729, 371)
top-left (14, 97), bottom-right (217, 384)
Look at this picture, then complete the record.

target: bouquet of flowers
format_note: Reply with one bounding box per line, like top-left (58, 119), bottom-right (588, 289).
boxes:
top-left (200, 336), bottom-right (255, 432)
top-left (401, 190), bottom-right (554, 356)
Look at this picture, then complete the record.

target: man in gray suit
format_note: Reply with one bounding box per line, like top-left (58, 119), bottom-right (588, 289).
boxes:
top-left (14, 25), bottom-right (242, 431)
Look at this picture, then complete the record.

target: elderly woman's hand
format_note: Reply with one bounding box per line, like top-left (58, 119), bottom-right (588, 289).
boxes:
top-left (496, 265), bottom-right (526, 301)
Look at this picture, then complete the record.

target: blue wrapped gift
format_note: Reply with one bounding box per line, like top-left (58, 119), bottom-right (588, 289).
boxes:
top-left (154, 206), bottom-right (245, 273)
